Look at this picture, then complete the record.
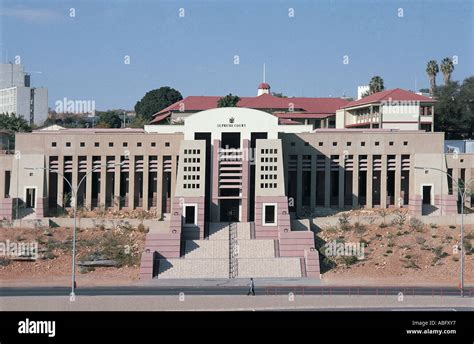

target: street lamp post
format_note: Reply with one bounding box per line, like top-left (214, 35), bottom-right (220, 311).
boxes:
top-left (26, 161), bottom-right (124, 300)
top-left (415, 166), bottom-right (473, 297)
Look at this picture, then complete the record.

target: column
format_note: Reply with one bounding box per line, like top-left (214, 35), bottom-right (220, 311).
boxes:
top-left (452, 168), bottom-right (459, 197)
top-left (170, 155), bottom-right (177, 200)
top-left (114, 155), bottom-right (121, 210)
top-left (352, 155), bottom-right (359, 207)
top-left (143, 155), bottom-right (149, 210)
top-left (100, 155), bottom-right (107, 208)
top-left (128, 155), bottom-right (135, 209)
top-left (296, 155), bottom-right (303, 214)
top-left (85, 155), bottom-right (92, 209)
top-left (57, 155), bottom-right (64, 208)
top-left (310, 154), bottom-right (317, 210)
top-left (71, 155), bottom-right (78, 207)
top-left (366, 155), bottom-right (373, 208)
top-left (464, 167), bottom-right (472, 207)
top-left (380, 155), bottom-right (387, 208)
top-left (156, 155), bottom-right (163, 219)
top-left (338, 154), bottom-right (345, 208)
top-left (324, 157), bottom-right (330, 207)
top-left (394, 155), bottom-right (401, 207)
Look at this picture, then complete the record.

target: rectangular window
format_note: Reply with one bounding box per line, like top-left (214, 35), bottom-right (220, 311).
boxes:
top-left (264, 205), bottom-right (276, 225)
top-left (184, 205), bottom-right (196, 225)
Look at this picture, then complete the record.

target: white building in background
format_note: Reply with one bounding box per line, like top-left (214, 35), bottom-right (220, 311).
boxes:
top-left (0, 63), bottom-right (48, 126)
top-left (357, 85), bottom-right (369, 100)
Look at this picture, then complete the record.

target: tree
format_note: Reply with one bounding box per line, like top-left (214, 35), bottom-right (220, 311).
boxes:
top-left (440, 57), bottom-right (455, 85)
top-left (135, 87), bottom-right (183, 122)
top-left (96, 110), bottom-right (123, 128)
top-left (457, 76), bottom-right (474, 138)
top-left (271, 92), bottom-right (287, 98)
top-left (217, 94), bottom-right (240, 107)
top-left (0, 113), bottom-right (32, 132)
top-left (426, 60), bottom-right (439, 96)
top-left (369, 76), bottom-right (385, 94)
top-left (434, 77), bottom-right (474, 139)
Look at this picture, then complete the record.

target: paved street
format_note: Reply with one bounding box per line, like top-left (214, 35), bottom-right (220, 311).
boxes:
top-left (1, 294), bottom-right (473, 311)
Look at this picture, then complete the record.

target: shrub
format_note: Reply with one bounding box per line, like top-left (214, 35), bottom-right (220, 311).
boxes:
top-left (137, 223), bottom-right (148, 233)
top-left (42, 251), bottom-right (57, 260)
top-left (449, 225), bottom-right (456, 229)
top-left (465, 232), bottom-right (474, 240)
top-left (338, 213), bottom-right (351, 231)
top-left (430, 223), bottom-right (438, 229)
top-left (403, 259), bottom-right (420, 269)
top-left (409, 218), bottom-right (424, 232)
top-left (391, 211), bottom-right (407, 229)
top-left (378, 223), bottom-right (388, 228)
top-left (340, 255), bottom-right (358, 266)
top-left (0, 257), bottom-right (11, 266)
top-left (354, 222), bottom-right (367, 235)
top-left (463, 239), bottom-right (472, 254)
top-left (324, 225), bottom-right (338, 234)
top-left (415, 237), bottom-right (426, 245)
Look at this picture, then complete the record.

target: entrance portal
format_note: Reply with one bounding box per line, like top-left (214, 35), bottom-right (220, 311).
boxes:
top-left (220, 199), bottom-right (239, 222)
top-left (26, 188), bottom-right (36, 208)
top-left (422, 185), bottom-right (432, 205)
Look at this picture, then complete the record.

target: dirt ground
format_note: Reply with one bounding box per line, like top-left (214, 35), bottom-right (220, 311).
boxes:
top-left (0, 226), bottom-right (145, 287)
top-left (0, 217), bottom-right (473, 287)
top-left (319, 217), bottom-right (474, 287)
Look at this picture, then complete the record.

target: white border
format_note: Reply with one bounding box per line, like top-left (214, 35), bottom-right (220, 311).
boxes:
top-left (182, 203), bottom-right (198, 227)
top-left (262, 202), bottom-right (277, 226)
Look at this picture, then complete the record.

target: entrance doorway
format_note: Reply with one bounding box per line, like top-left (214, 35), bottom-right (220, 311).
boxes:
top-left (221, 133), bottom-right (240, 149)
top-left (26, 188), bottom-right (36, 208)
top-left (422, 185), bottom-right (432, 205)
top-left (220, 199), bottom-right (239, 222)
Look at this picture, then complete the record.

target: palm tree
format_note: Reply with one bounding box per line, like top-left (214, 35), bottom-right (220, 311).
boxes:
top-left (440, 57), bottom-right (455, 85)
top-left (426, 60), bottom-right (439, 96)
top-left (369, 76), bottom-right (385, 94)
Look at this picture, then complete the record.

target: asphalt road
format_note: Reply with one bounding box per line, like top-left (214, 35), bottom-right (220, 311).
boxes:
top-left (1, 286), bottom-right (473, 297)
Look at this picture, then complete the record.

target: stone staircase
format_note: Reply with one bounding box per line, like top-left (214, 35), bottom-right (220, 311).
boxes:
top-left (155, 222), bottom-right (304, 279)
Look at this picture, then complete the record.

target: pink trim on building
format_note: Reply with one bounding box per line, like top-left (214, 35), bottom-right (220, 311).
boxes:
top-left (0, 197), bottom-right (13, 220)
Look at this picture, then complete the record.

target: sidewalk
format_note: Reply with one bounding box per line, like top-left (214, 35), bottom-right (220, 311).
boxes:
top-left (137, 277), bottom-right (324, 287)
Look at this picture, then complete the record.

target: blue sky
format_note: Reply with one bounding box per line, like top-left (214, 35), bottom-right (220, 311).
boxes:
top-left (1, 0), bottom-right (472, 110)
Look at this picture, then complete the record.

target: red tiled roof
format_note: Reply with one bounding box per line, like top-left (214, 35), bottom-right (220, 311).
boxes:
top-left (273, 112), bottom-right (334, 119)
top-left (278, 118), bottom-right (302, 125)
top-left (343, 88), bottom-right (435, 109)
top-left (258, 82), bottom-right (270, 89)
top-left (150, 94), bottom-right (350, 123)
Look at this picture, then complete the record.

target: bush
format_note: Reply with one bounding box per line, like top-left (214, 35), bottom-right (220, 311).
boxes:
top-left (403, 259), bottom-right (420, 269)
top-left (340, 255), bottom-right (358, 266)
top-left (137, 223), bottom-right (148, 233)
top-left (324, 225), bottom-right (338, 234)
top-left (0, 257), bottom-right (11, 266)
top-left (415, 236), bottom-right (426, 245)
top-left (338, 213), bottom-right (351, 231)
top-left (463, 239), bottom-right (472, 254)
top-left (430, 223), bottom-right (438, 229)
top-left (391, 212), bottom-right (407, 229)
top-left (409, 218), bottom-right (424, 232)
top-left (354, 222), bottom-right (367, 235)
